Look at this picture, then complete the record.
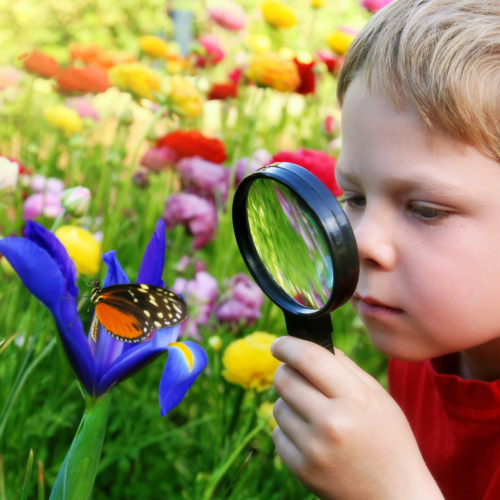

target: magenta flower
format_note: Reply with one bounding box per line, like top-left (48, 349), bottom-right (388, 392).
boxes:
top-left (65, 97), bottom-right (100, 122)
top-left (23, 192), bottom-right (64, 220)
top-left (361, 0), bottom-right (394, 13)
top-left (178, 156), bottom-right (229, 203)
top-left (216, 274), bottom-right (264, 326)
top-left (197, 34), bottom-right (226, 67)
top-left (209, 1), bottom-right (246, 31)
top-left (140, 146), bottom-right (177, 171)
top-left (163, 193), bottom-right (218, 249)
top-left (172, 271), bottom-right (219, 339)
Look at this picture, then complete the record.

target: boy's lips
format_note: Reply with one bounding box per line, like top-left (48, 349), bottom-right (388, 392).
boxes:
top-left (353, 294), bottom-right (404, 318)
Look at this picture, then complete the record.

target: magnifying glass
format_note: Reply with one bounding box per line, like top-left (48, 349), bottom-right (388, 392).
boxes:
top-left (232, 162), bottom-right (359, 354)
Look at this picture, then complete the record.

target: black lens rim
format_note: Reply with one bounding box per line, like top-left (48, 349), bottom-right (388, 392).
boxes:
top-left (233, 162), bottom-right (359, 318)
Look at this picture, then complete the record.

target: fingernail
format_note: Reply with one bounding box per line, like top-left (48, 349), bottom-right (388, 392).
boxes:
top-left (271, 336), bottom-right (282, 354)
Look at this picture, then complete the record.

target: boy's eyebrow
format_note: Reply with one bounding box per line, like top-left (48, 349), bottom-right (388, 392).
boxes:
top-left (336, 169), bottom-right (477, 201)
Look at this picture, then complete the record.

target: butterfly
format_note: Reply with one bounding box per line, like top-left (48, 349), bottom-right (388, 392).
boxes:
top-left (90, 280), bottom-right (187, 343)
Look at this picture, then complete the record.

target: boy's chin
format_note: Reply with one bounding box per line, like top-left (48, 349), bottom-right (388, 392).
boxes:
top-left (367, 331), bottom-right (435, 362)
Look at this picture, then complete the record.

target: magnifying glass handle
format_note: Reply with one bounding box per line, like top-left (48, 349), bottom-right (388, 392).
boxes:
top-left (283, 311), bottom-right (335, 354)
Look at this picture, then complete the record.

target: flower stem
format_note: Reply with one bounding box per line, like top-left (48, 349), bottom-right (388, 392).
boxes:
top-left (49, 392), bottom-right (112, 500)
top-left (203, 421), bottom-right (265, 500)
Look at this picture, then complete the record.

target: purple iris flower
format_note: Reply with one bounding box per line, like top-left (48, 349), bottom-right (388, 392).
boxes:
top-left (0, 219), bottom-right (207, 415)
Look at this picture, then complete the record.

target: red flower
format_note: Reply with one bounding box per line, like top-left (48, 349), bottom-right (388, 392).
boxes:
top-left (271, 148), bottom-right (342, 197)
top-left (316, 49), bottom-right (344, 77)
top-left (228, 68), bottom-right (243, 85)
top-left (293, 57), bottom-right (316, 95)
top-left (21, 51), bottom-right (60, 79)
top-left (56, 65), bottom-right (111, 94)
top-left (208, 81), bottom-right (238, 100)
top-left (156, 130), bottom-right (227, 164)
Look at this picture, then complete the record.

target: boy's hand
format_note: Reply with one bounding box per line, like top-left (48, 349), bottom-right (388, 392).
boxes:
top-left (272, 336), bottom-right (444, 500)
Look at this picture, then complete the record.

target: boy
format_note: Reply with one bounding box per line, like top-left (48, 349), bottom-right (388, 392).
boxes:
top-left (271, 1), bottom-right (500, 499)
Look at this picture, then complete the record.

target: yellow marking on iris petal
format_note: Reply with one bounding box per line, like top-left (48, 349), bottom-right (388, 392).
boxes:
top-left (170, 342), bottom-right (194, 370)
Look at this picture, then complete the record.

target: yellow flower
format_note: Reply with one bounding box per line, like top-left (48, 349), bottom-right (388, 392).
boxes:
top-left (222, 332), bottom-right (281, 391)
top-left (258, 401), bottom-right (278, 430)
top-left (55, 226), bottom-right (100, 276)
top-left (162, 76), bottom-right (203, 118)
top-left (44, 105), bottom-right (83, 136)
top-left (139, 35), bottom-right (169, 59)
top-left (1, 255), bottom-right (17, 277)
top-left (310, 0), bottom-right (326, 7)
top-left (109, 63), bottom-right (161, 101)
top-left (261, 0), bottom-right (297, 29)
top-left (246, 52), bottom-right (300, 92)
top-left (246, 34), bottom-right (271, 53)
top-left (327, 27), bottom-right (358, 56)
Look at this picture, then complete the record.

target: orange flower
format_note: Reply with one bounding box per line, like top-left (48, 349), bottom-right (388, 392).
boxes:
top-left (96, 51), bottom-right (136, 70)
top-left (69, 43), bottom-right (103, 65)
top-left (21, 51), bottom-right (60, 79)
top-left (69, 43), bottom-right (135, 70)
top-left (246, 52), bottom-right (300, 92)
top-left (56, 65), bottom-right (111, 94)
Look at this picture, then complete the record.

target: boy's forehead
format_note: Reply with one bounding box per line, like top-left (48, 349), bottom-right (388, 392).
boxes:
top-left (337, 76), bottom-right (500, 195)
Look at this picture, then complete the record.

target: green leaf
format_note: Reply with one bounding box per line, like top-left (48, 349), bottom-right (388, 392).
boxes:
top-left (49, 393), bottom-right (112, 500)
top-left (20, 449), bottom-right (34, 500)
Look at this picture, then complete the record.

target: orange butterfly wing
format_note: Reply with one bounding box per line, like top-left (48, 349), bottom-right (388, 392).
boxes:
top-left (93, 284), bottom-right (187, 343)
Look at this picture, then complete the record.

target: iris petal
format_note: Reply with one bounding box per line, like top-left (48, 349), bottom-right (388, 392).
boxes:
top-left (25, 221), bottom-right (79, 298)
top-left (97, 324), bottom-right (181, 395)
top-left (0, 234), bottom-right (97, 395)
top-left (101, 251), bottom-right (130, 287)
top-left (136, 219), bottom-right (166, 288)
top-left (93, 251), bottom-right (129, 378)
top-left (0, 237), bottom-right (64, 312)
top-left (159, 341), bottom-right (208, 416)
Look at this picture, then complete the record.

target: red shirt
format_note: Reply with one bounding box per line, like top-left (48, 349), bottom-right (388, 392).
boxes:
top-left (389, 355), bottom-right (500, 500)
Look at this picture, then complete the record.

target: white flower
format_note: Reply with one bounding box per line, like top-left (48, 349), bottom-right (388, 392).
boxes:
top-left (0, 156), bottom-right (19, 191)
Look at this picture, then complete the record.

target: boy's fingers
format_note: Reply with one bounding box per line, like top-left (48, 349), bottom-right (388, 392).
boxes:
top-left (335, 348), bottom-right (385, 392)
top-left (272, 336), bottom-right (364, 399)
top-left (273, 364), bottom-right (328, 422)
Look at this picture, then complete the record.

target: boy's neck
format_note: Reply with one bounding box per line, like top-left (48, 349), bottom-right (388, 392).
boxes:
top-left (459, 338), bottom-right (500, 382)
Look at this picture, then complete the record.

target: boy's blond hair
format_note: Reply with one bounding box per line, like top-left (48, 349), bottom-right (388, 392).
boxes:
top-left (337, 0), bottom-right (500, 161)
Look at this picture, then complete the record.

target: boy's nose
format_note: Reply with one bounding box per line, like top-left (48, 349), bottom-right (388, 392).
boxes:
top-left (352, 208), bottom-right (397, 271)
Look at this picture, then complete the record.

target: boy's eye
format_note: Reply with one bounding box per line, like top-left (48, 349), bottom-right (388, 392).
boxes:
top-left (339, 195), bottom-right (366, 209)
top-left (408, 202), bottom-right (450, 223)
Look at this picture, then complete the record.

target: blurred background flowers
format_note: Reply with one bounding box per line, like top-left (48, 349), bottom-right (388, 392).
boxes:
top-left (0, 0), bottom-right (391, 498)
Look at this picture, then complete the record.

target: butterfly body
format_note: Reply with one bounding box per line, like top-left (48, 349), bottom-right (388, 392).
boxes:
top-left (90, 280), bottom-right (187, 343)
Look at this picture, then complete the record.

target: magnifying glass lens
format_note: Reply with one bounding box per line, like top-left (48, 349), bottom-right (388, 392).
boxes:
top-left (247, 178), bottom-right (334, 310)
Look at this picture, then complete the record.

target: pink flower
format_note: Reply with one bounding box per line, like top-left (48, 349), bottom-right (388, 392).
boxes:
top-left (30, 175), bottom-right (65, 194)
top-left (209, 1), bottom-right (246, 31)
top-left (271, 148), bottom-right (343, 197)
top-left (0, 66), bottom-right (23, 90)
top-left (65, 97), bottom-right (100, 121)
top-left (140, 146), bottom-right (177, 171)
top-left (234, 148), bottom-right (272, 185)
top-left (172, 271), bottom-right (219, 339)
top-left (177, 156), bottom-right (230, 203)
top-left (361, 0), bottom-right (394, 13)
top-left (216, 274), bottom-right (264, 326)
top-left (23, 192), bottom-right (64, 220)
top-left (163, 193), bottom-right (218, 249)
top-left (197, 35), bottom-right (226, 67)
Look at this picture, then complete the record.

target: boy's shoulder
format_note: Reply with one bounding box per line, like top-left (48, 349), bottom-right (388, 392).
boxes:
top-left (389, 355), bottom-right (500, 500)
